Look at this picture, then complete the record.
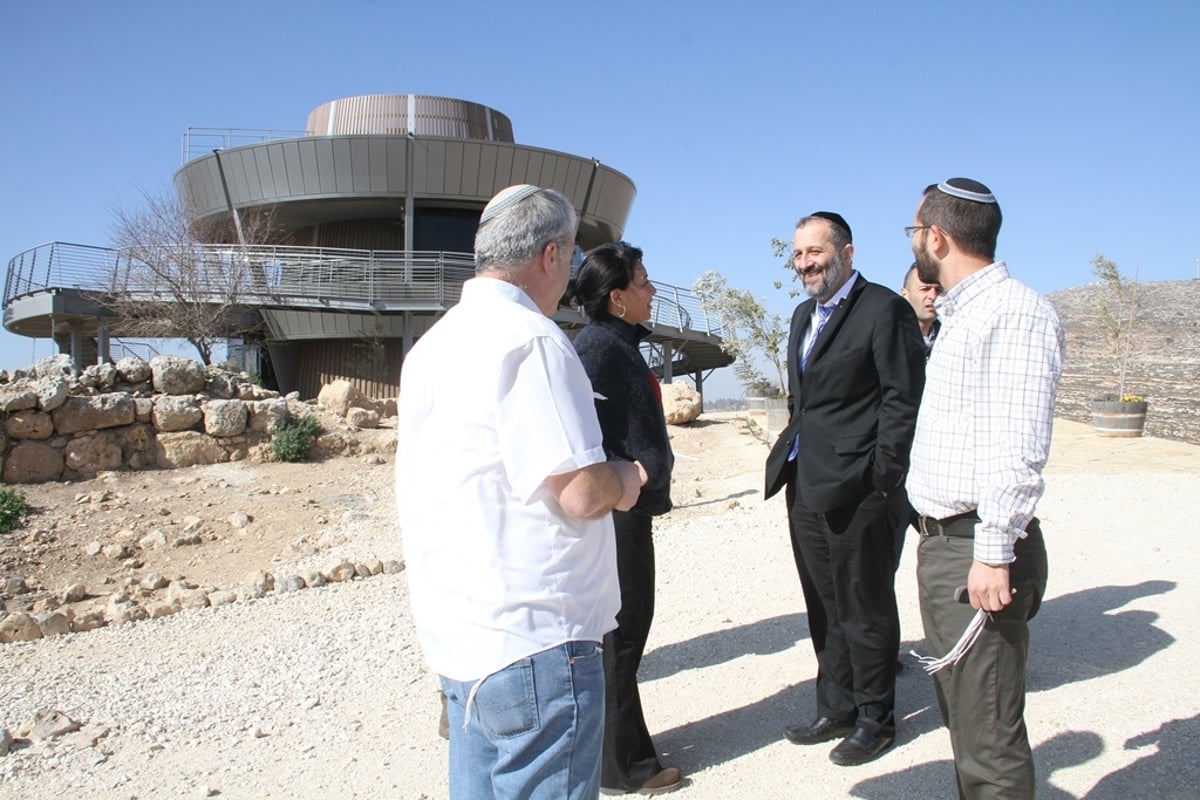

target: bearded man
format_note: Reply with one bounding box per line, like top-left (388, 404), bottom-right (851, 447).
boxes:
top-left (765, 211), bottom-right (926, 766)
top-left (906, 178), bottom-right (1064, 799)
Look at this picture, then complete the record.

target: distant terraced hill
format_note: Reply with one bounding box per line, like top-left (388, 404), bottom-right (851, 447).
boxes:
top-left (1048, 279), bottom-right (1200, 444)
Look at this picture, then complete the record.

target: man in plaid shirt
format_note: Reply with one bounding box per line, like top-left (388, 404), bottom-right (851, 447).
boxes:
top-left (905, 178), bottom-right (1065, 799)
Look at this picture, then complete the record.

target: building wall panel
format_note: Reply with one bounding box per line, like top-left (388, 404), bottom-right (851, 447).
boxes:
top-left (348, 138), bottom-right (369, 192)
top-left (284, 142), bottom-right (306, 195)
top-left (294, 338), bottom-right (404, 400)
top-left (264, 143), bottom-right (289, 199)
top-left (252, 147), bottom-right (275, 201)
top-left (477, 144), bottom-right (498, 198)
top-left (332, 139), bottom-right (353, 194)
top-left (461, 142), bottom-right (482, 198)
top-left (368, 138), bottom-right (389, 193)
top-left (509, 148), bottom-right (530, 186)
top-left (174, 135), bottom-right (634, 249)
top-left (444, 141), bottom-right (464, 197)
top-left (314, 139), bottom-right (337, 194)
top-left (423, 141), bottom-right (447, 195)
top-left (226, 150), bottom-right (251, 205)
top-left (386, 139), bottom-right (407, 190)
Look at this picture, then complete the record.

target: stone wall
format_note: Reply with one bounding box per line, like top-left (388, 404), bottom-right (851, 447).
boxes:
top-left (1049, 279), bottom-right (1200, 444)
top-left (0, 355), bottom-right (302, 484)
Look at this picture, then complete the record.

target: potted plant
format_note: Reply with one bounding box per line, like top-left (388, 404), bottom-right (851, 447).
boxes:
top-left (1089, 254), bottom-right (1148, 437)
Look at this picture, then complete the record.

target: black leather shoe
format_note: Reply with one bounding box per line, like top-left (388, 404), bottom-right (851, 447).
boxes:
top-left (783, 716), bottom-right (855, 745)
top-left (829, 725), bottom-right (895, 766)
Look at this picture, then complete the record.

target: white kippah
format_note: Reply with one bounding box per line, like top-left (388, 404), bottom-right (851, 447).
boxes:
top-left (937, 178), bottom-right (997, 204)
top-left (480, 184), bottom-right (542, 223)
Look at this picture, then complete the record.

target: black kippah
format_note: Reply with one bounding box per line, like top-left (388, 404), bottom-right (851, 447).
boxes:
top-left (936, 178), bottom-right (996, 204)
top-left (810, 211), bottom-right (852, 242)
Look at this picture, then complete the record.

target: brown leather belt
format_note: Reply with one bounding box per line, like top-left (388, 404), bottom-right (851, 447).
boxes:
top-left (917, 510), bottom-right (980, 538)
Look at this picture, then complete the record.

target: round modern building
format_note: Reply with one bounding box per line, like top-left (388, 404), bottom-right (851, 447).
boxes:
top-left (5, 94), bottom-right (731, 398)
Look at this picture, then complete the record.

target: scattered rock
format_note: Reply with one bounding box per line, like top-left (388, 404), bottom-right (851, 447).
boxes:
top-left (23, 709), bottom-right (82, 741)
top-left (102, 543), bottom-right (130, 560)
top-left (0, 612), bottom-right (43, 643)
top-left (325, 561), bottom-right (357, 582)
top-left (139, 529), bottom-right (168, 549)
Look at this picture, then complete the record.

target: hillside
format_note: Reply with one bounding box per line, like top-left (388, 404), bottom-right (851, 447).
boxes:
top-left (1049, 278), bottom-right (1200, 444)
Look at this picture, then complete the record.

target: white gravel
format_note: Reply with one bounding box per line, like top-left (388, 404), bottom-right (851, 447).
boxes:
top-left (2, 417), bottom-right (1198, 799)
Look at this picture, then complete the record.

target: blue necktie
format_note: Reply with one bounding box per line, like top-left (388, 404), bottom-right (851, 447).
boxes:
top-left (788, 303), bottom-right (836, 460)
top-left (801, 303), bottom-right (835, 372)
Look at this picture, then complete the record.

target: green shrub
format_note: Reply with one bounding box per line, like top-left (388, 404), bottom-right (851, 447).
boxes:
top-left (0, 488), bottom-right (30, 535)
top-left (268, 416), bottom-right (323, 462)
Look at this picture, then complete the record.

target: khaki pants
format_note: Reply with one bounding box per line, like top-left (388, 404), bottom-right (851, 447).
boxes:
top-left (917, 520), bottom-right (1047, 800)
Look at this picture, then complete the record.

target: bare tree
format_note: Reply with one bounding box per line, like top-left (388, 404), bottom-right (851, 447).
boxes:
top-left (100, 191), bottom-right (276, 365)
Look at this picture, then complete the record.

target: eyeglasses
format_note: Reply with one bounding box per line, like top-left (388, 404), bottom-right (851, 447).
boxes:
top-left (904, 225), bottom-right (931, 239)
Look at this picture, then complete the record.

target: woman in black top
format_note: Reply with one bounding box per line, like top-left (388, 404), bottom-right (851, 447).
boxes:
top-left (572, 241), bottom-right (680, 795)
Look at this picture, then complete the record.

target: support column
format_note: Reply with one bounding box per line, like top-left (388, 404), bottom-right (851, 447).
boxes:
top-left (661, 341), bottom-right (674, 383)
top-left (69, 320), bottom-right (85, 371)
top-left (96, 317), bottom-right (111, 364)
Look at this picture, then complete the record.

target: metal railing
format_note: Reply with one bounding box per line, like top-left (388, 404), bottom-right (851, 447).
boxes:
top-left (181, 127), bottom-right (308, 164)
top-left (5, 242), bottom-right (721, 337)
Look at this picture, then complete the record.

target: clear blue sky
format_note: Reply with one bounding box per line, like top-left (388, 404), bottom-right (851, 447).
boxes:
top-left (4, 1), bottom-right (1197, 398)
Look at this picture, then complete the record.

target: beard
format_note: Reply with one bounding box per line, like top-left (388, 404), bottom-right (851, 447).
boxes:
top-left (802, 251), bottom-right (848, 301)
top-left (913, 238), bottom-right (940, 285)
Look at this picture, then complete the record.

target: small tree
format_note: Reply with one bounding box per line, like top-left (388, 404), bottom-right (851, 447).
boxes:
top-left (1091, 253), bottom-right (1141, 402)
top-left (100, 190), bottom-right (277, 365)
top-left (771, 236), bottom-right (803, 297)
top-left (693, 270), bottom-right (787, 395)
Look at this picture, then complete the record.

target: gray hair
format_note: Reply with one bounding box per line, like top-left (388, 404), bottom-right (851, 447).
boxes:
top-left (474, 188), bottom-right (578, 275)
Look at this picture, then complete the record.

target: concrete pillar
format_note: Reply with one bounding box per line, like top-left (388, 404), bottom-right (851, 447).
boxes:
top-left (96, 317), bottom-right (111, 364)
top-left (69, 320), bottom-right (85, 371)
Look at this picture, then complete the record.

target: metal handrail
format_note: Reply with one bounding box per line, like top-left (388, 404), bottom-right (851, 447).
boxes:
top-left (4, 242), bottom-right (722, 337)
top-left (181, 127), bottom-right (308, 164)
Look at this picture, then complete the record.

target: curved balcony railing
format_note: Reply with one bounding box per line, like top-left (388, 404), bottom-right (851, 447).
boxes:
top-left (5, 242), bottom-right (723, 338)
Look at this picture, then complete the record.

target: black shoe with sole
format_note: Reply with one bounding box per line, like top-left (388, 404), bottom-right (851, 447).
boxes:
top-left (783, 716), bottom-right (856, 745)
top-left (829, 725), bottom-right (895, 766)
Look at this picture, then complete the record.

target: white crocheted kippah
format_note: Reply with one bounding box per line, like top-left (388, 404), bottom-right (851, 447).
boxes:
top-left (937, 178), bottom-right (996, 204)
top-left (480, 184), bottom-right (543, 223)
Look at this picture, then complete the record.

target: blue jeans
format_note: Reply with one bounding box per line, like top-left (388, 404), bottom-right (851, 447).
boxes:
top-left (440, 640), bottom-right (605, 800)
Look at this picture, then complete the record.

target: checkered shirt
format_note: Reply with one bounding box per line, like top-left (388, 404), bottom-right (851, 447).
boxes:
top-left (907, 262), bottom-right (1065, 564)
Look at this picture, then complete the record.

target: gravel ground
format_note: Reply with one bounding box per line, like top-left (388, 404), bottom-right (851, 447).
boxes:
top-left (2, 415), bottom-right (1198, 799)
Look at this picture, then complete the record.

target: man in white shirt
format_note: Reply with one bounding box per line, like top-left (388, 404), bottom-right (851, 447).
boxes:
top-left (396, 185), bottom-right (646, 800)
top-left (906, 178), bottom-right (1064, 799)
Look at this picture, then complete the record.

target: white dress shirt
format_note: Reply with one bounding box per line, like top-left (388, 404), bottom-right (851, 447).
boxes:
top-left (395, 277), bottom-right (619, 681)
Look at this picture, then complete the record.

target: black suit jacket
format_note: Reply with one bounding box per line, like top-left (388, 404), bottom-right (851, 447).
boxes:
top-left (764, 275), bottom-right (925, 513)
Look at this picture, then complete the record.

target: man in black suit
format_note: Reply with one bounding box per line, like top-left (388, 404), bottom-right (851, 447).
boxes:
top-left (765, 211), bottom-right (925, 766)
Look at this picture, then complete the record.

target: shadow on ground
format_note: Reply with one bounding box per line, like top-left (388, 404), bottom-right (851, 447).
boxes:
top-left (1028, 580), bottom-right (1176, 691)
top-left (850, 730), bottom-right (1105, 799)
top-left (671, 488), bottom-right (759, 510)
top-left (641, 580), bottom-right (1181, 780)
top-left (851, 716), bottom-right (1200, 800)
top-left (641, 612), bottom-right (806, 683)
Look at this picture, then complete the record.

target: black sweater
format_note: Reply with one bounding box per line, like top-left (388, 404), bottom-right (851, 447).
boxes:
top-left (573, 315), bottom-right (674, 517)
